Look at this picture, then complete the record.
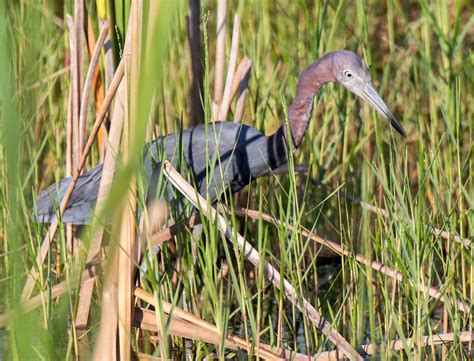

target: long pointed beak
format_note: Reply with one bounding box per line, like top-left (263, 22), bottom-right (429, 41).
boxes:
top-left (358, 83), bottom-right (407, 138)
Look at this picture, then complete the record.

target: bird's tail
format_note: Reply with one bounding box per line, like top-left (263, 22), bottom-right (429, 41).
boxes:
top-left (35, 164), bottom-right (104, 225)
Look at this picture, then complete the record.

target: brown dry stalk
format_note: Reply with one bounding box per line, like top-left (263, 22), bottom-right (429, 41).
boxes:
top-left (94, 9), bottom-right (136, 358)
top-left (315, 331), bottom-right (474, 360)
top-left (92, 248), bottom-right (119, 360)
top-left (66, 15), bottom-right (81, 170)
top-left (86, 17), bottom-right (107, 162)
top-left (74, 0), bottom-right (85, 101)
top-left (79, 20), bottom-right (110, 154)
top-left (65, 71), bottom-right (74, 258)
top-left (231, 207), bottom-right (469, 314)
top-left (117, 2), bottom-right (140, 358)
top-left (217, 15), bottom-right (240, 121)
top-left (21, 58), bottom-right (125, 302)
top-left (229, 57), bottom-right (252, 103)
top-left (161, 161), bottom-right (363, 360)
top-left (149, 214), bottom-right (201, 247)
top-left (66, 15), bottom-right (81, 259)
top-left (233, 58), bottom-right (252, 123)
top-left (134, 308), bottom-right (240, 352)
top-left (100, 17), bottom-right (114, 92)
top-left (75, 76), bottom-right (127, 329)
top-left (213, 0), bottom-right (227, 105)
top-left (134, 288), bottom-right (285, 360)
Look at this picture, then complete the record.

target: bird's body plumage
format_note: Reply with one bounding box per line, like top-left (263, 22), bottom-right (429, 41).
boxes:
top-left (36, 122), bottom-right (287, 224)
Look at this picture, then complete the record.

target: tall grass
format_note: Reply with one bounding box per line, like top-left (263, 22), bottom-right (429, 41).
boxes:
top-left (0, 0), bottom-right (473, 359)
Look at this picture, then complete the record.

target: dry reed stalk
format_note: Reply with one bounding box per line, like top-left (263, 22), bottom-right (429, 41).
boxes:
top-left (91, 5), bottom-right (140, 357)
top-left (84, 17), bottom-right (107, 162)
top-left (134, 289), bottom-right (286, 360)
top-left (134, 308), bottom-right (239, 351)
top-left (137, 199), bottom-right (169, 267)
top-left (186, 0), bottom-right (204, 125)
top-left (161, 161), bottom-right (363, 360)
top-left (230, 207), bottom-right (469, 313)
top-left (217, 15), bottom-right (240, 120)
top-left (316, 331), bottom-right (474, 360)
top-left (99, 18), bottom-right (114, 92)
top-left (149, 215), bottom-right (201, 247)
top-left (21, 59), bottom-right (125, 302)
top-left (65, 72), bottom-right (74, 258)
top-left (99, 17), bottom-right (115, 162)
top-left (66, 15), bottom-right (81, 169)
top-left (66, 15), bottom-right (81, 258)
top-left (232, 58), bottom-right (251, 123)
top-left (213, 0), bottom-right (227, 106)
top-left (117, 2), bottom-right (140, 358)
top-left (75, 77), bottom-right (127, 329)
top-left (86, 17), bottom-right (97, 68)
top-left (74, 0), bottom-right (85, 97)
top-left (229, 57), bottom-right (251, 102)
top-left (92, 249), bottom-right (119, 360)
top-left (79, 20), bottom-right (110, 154)
top-left (233, 82), bottom-right (249, 123)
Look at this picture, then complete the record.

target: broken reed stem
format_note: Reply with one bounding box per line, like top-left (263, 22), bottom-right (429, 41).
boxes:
top-left (134, 308), bottom-right (239, 352)
top-left (213, 0), bottom-right (227, 105)
top-left (135, 309), bottom-right (311, 361)
top-left (217, 14), bottom-right (240, 121)
top-left (229, 57), bottom-right (251, 102)
top-left (161, 161), bottom-right (363, 361)
top-left (232, 57), bottom-right (251, 123)
top-left (134, 288), bottom-right (285, 360)
top-left (21, 59), bottom-right (125, 302)
top-left (79, 20), bottom-right (110, 154)
top-left (231, 207), bottom-right (469, 313)
top-left (316, 332), bottom-right (474, 361)
top-left (149, 214), bottom-right (200, 248)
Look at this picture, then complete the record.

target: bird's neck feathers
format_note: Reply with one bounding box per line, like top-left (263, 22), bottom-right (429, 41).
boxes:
top-left (283, 54), bottom-right (335, 148)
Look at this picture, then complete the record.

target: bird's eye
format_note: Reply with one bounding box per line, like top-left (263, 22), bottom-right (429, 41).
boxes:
top-left (344, 70), bottom-right (353, 79)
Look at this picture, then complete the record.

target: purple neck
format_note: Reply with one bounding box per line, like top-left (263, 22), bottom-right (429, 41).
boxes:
top-left (283, 54), bottom-right (335, 148)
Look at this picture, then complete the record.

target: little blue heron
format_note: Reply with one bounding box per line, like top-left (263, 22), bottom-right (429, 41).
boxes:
top-left (36, 50), bottom-right (406, 224)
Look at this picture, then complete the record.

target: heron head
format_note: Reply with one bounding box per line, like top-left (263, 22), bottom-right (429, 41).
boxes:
top-left (331, 50), bottom-right (407, 138)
